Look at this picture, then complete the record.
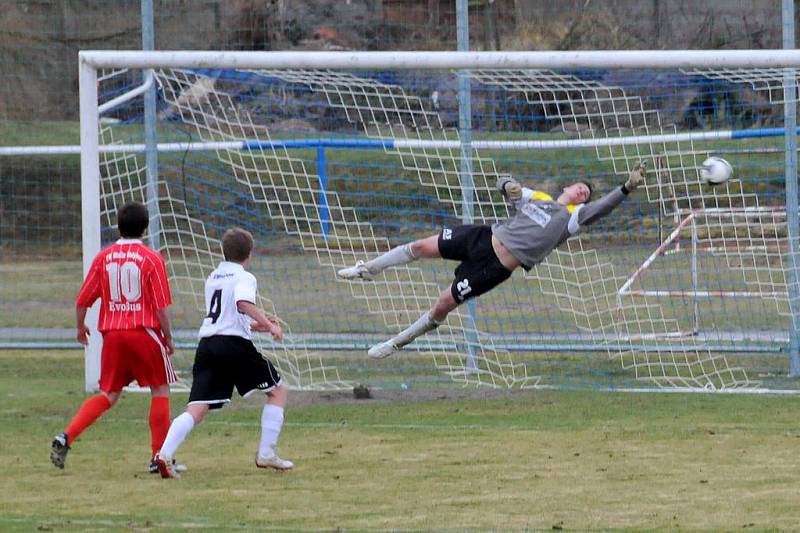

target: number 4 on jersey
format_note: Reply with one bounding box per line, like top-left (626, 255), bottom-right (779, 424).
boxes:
top-left (206, 289), bottom-right (222, 324)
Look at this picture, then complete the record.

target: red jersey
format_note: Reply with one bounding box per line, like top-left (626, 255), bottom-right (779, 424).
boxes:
top-left (76, 239), bottom-right (172, 332)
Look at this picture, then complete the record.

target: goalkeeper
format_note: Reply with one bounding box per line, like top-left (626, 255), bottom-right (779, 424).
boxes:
top-left (338, 161), bottom-right (647, 359)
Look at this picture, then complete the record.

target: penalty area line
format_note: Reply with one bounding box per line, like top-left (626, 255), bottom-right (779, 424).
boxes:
top-left (28, 414), bottom-right (533, 432)
top-left (0, 516), bottom-right (465, 533)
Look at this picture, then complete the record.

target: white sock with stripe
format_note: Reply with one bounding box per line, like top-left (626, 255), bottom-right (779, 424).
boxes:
top-left (391, 311), bottom-right (441, 348)
top-left (364, 243), bottom-right (418, 275)
top-left (258, 404), bottom-right (285, 459)
top-left (158, 412), bottom-right (195, 460)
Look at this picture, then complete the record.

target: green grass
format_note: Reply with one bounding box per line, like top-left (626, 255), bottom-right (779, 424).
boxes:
top-left (0, 260), bottom-right (81, 329)
top-left (3, 349), bottom-right (800, 531)
top-left (0, 120), bottom-right (80, 147)
top-left (1, 245), bottom-right (791, 333)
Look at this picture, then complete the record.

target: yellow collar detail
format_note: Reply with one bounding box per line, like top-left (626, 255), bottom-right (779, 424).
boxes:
top-left (529, 190), bottom-right (577, 213)
top-left (530, 191), bottom-right (553, 202)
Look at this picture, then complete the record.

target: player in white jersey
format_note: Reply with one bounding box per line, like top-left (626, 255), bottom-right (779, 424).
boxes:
top-left (153, 228), bottom-right (291, 478)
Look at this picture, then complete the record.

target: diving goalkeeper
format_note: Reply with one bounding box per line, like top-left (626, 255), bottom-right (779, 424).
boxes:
top-left (337, 161), bottom-right (647, 359)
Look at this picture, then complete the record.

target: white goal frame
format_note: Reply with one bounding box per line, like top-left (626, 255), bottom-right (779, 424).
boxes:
top-left (79, 50), bottom-right (800, 392)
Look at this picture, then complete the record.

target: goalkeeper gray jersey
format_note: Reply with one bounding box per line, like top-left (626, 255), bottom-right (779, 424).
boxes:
top-left (491, 176), bottom-right (627, 270)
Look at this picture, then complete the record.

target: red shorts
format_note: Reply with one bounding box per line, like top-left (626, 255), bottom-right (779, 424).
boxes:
top-left (99, 328), bottom-right (176, 393)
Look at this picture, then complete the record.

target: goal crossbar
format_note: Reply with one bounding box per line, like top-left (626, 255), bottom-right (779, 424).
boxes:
top-left (80, 50), bottom-right (800, 70)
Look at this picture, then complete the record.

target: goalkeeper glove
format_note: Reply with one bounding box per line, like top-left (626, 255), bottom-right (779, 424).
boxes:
top-left (502, 179), bottom-right (523, 201)
top-left (624, 160), bottom-right (647, 192)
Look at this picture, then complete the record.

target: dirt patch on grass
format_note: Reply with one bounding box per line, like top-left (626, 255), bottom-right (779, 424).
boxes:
top-left (289, 386), bottom-right (537, 406)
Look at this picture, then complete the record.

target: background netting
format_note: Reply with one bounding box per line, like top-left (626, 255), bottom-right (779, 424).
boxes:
top-left (77, 64), bottom-right (798, 390)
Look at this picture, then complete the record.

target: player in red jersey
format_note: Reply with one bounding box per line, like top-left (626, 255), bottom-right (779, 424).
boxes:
top-left (51, 201), bottom-right (180, 473)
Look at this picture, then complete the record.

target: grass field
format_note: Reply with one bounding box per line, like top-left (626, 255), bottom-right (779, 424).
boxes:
top-left (4, 348), bottom-right (800, 531)
top-left (2, 247), bottom-right (791, 334)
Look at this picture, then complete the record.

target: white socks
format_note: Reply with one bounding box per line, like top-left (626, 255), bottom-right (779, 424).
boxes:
top-left (365, 243), bottom-right (418, 275)
top-left (159, 412), bottom-right (195, 459)
top-left (391, 311), bottom-right (441, 348)
top-left (258, 404), bottom-right (285, 459)
top-left (158, 406), bottom-right (286, 462)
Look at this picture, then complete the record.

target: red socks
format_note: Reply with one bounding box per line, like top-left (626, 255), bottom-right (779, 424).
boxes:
top-left (64, 394), bottom-right (112, 445)
top-left (63, 394), bottom-right (171, 456)
top-left (149, 396), bottom-right (171, 457)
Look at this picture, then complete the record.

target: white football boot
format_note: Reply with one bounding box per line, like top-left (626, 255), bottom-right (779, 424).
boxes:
top-left (368, 340), bottom-right (400, 359)
top-left (256, 454), bottom-right (295, 471)
top-left (337, 260), bottom-right (375, 281)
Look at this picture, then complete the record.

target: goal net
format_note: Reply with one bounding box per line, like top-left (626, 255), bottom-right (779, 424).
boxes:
top-left (80, 51), bottom-right (800, 392)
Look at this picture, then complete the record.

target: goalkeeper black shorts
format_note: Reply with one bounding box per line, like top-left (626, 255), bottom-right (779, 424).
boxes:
top-left (188, 335), bottom-right (281, 409)
top-left (438, 224), bottom-right (513, 303)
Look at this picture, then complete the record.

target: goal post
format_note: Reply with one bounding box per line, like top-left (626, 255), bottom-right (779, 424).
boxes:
top-left (79, 50), bottom-right (800, 392)
top-left (79, 59), bottom-right (102, 392)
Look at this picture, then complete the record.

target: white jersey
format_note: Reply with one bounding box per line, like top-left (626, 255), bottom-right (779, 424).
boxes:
top-left (198, 261), bottom-right (257, 340)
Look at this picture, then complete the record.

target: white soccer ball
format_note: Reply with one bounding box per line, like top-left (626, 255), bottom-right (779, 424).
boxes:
top-left (700, 156), bottom-right (733, 185)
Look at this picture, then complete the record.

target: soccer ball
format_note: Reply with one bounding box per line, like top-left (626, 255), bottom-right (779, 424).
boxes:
top-left (700, 156), bottom-right (733, 186)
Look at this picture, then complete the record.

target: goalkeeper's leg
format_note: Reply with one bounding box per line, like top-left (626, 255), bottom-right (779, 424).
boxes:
top-left (337, 235), bottom-right (441, 280)
top-left (368, 288), bottom-right (456, 358)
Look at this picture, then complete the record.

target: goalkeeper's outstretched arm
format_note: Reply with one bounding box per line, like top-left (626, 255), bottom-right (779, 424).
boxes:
top-left (576, 160), bottom-right (647, 227)
top-left (496, 175), bottom-right (522, 201)
top-left (496, 175), bottom-right (536, 216)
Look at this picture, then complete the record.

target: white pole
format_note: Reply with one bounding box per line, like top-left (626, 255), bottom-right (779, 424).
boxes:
top-left (5, 126), bottom-right (800, 156)
top-left (79, 59), bottom-right (102, 392)
top-left (97, 73), bottom-right (154, 114)
top-left (80, 49), bottom-right (800, 71)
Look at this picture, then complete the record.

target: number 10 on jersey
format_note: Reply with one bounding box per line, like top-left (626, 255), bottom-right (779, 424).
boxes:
top-left (106, 261), bottom-right (142, 302)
